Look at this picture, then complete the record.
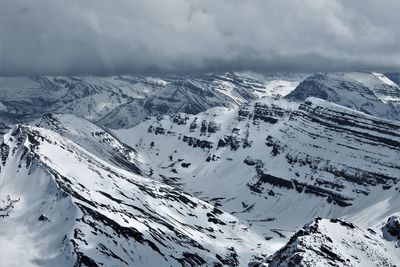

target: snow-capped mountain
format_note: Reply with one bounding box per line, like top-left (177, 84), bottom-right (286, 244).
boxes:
top-left (267, 217), bottom-right (400, 266)
top-left (0, 124), bottom-right (271, 266)
top-left (115, 96), bottom-right (400, 241)
top-left (97, 72), bottom-right (305, 129)
top-left (96, 75), bottom-right (253, 129)
top-left (285, 72), bottom-right (400, 121)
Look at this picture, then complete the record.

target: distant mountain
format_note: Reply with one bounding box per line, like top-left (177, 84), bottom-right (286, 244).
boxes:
top-left (0, 73), bottom-right (306, 131)
top-left (0, 76), bottom-right (134, 121)
top-left (97, 72), bottom-right (304, 129)
top-left (285, 72), bottom-right (400, 121)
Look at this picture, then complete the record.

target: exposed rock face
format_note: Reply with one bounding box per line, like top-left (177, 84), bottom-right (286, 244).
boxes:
top-left (266, 217), bottom-right (399, 267)
top-left (383, 214), bottom-right (400, 246)
top-left (34, 113), bottom-right (145, 175)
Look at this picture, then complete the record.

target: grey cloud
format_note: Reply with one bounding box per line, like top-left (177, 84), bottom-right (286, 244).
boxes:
top-left (1, 0), bottom-right (399, 76)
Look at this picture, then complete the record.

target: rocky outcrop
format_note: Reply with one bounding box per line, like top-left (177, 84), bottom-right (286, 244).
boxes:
top-left (383, 214), bottom-right (400, 246)
top-left (267, 217), bottom-right (399, 267)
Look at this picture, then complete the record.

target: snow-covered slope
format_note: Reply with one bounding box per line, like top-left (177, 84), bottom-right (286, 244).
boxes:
top-left (0, 124), bottom-right (271, 266)
top-left (267, 217), bottom-right (400, 266)
top-left (286, 72), bottom-right (400, 121)
top-left (34, 113), bottom-right (146, 175)
top-left (115, 96), bottom-right (400, 242)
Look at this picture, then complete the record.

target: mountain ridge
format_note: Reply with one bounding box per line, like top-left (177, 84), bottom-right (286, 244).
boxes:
top-left (0, 124), bottom-right (271, 266)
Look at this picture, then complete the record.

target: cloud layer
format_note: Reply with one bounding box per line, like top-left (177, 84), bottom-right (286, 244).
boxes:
top-left (1, 0), bottom-right (400, 75)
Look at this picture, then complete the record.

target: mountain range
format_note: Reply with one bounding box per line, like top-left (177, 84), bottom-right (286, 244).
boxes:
top-left (0, 71), bottom-right (399, 266)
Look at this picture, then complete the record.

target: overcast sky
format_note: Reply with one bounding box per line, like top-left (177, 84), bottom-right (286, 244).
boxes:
top-left (1, 0), bottom-right (399, 76)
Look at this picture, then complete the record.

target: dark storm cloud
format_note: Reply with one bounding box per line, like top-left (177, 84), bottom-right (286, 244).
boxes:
top-left (1, 0), bottom-right (400, 76)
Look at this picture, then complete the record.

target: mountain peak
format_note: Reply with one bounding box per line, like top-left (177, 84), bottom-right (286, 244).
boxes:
top-left (267, 217), bottom-right (399, 267)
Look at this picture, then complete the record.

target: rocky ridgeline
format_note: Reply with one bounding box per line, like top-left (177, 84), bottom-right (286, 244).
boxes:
top-left (383, 214), bottom-right (400, 247)
top-left (265, 217), bottom-right (398, 267)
